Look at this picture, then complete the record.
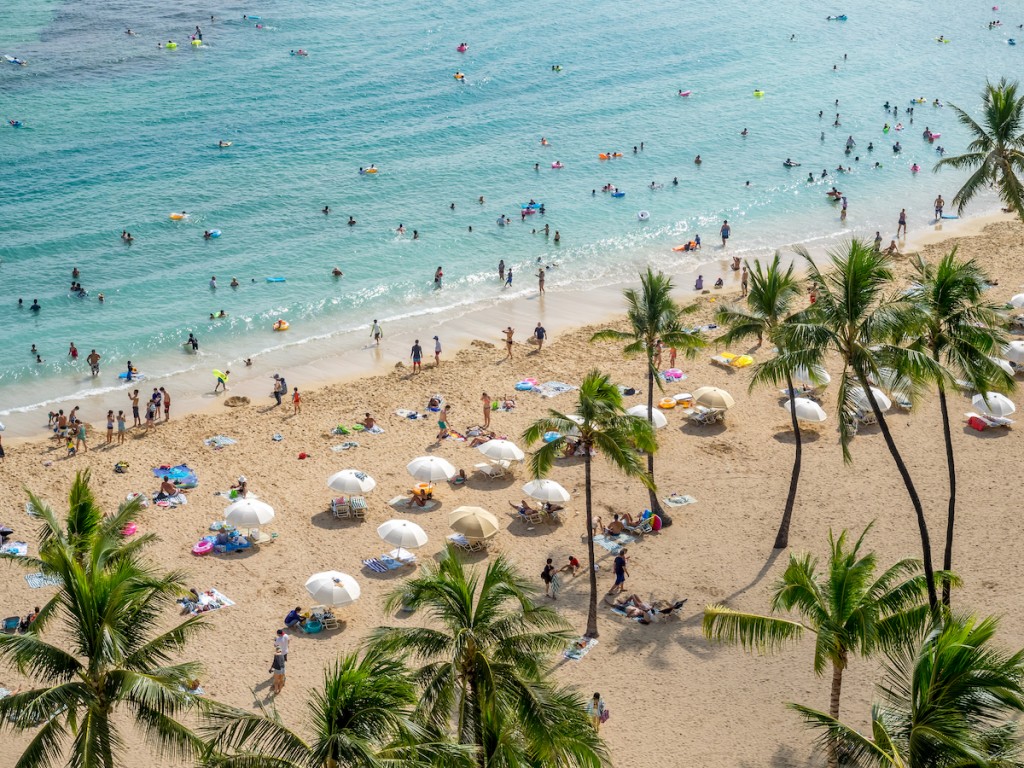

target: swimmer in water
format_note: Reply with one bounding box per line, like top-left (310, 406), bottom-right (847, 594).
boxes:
top-left (540, 137), bottom-right (549, 146)
top-left (434, 266), bottom-right (443, 286)
top-left (694, 155), bottom-right (702, 165)
top-left (672, 177), bottom-right (678, 186)
top-left (478, 196), bottom-right (485, 204)
top-left (397, 223), bottom-right (405, 234)
top-left (807, 172), bottom-right (814, 182)
top-left (322, 205), bottom-right (330, 214)
top-left (332, 267), bottom-right (343, 277)
top-left (230, 277), bottom-right (239, 287)
top-left (348, 216), bottom-right (356, 226)
top-left (740, 128), bottom-right (748, 136)
top-left (218, 140), bottom-right (230, 147)
top-left (126, 28), bottom-right (136, 35)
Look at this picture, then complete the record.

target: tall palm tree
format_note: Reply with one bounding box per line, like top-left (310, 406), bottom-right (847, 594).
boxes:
top-left (777, 241), bottom-right (941, 610)
top-left (715, 253), bottom-right (816, 549)
top-left (0, 473), bottom-right (209, 768)
top-left (792, 614), bottom-right (1024, 767)
top-left (904, 249), bottom-right (1014, 607)
top-left (703, 525), bottom-right (939, 768)
top-left (591, 268), bottom-right (705, 516)
top-left (370, 550), bottom-right (607, 768)
top-left (522, 369), bottom-right (657, 638)
top-left (202, 647), bottom-right (469, 768)
top-left (935, 78), bottom-right (1024, 220)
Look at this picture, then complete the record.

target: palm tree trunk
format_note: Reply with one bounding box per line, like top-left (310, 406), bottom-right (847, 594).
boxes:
top-left (935, 377), bottom-right (956, 608)
top-left (645, 361), bottom-right (664, 517)
top-left (827, 652), bottom-right (847, 768)
top-left (856, 370), bottom-right (939, 611)
top-left (773, 373), bottom-right (802, 549)
top-left (584, 451), bottom-right (599, 639)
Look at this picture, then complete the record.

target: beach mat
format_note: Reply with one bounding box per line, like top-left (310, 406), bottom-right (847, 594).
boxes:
top-left (663, 494), bottom-right (697, 507)
top-left (330, 442), bottom-right (360, 452)
top-left (389, 496), bottom-right (439, 512)
top-left (564, 636), bottom-right (599, 660)
top-left (204, 435), bottom-right (237, 449)
top-left (25, 572), bottom-right (61, 589)
top-left (594, 533), bottom-right (635, 552)
top-left (1, 541), bottom-right (28, 557)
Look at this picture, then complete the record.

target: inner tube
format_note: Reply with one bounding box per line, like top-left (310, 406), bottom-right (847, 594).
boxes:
top-left (363, 167), bottom-right (378, 174)
top-left (514, 381), bottom-right (534, 391)
top-left (273, 320), bottom-right (289, 331)
top-left (753, 90), bottom-right (765, 97)
top-left (169, 212), bottom-right (187, 220)
top-left (207, 229), bottom-right (221, 238)
top-left (265, 277), bottom-right (286, 283)
top-left (678, 90), bottom-right (692, 97)
top-left (611, 191), bottom-right (625, 198)
top-left (521, 202), bottom-right (542, 209)
top-left (191, 39), bottom-right (202, 46)
top-left (659, 398), bottom-right (677, 409)
top-left (637, 210), bottom-right (650, 221)
top-left (166, 42), bottom-right (177, 49)
top-left (551, 162), bottom-right (563, 168)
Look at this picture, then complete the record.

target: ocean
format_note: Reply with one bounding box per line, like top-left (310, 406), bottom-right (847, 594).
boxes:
top-left (0, 0), bottom-right (1016, 432)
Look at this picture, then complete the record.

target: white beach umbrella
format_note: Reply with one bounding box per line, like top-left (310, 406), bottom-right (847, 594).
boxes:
top-left (224, 498), bottom-right (276, 527)
top-left (989, 357), bottom-right (1015, 377)
top-left (972, 392), bottom-right (1016, 417)
top-left (377, 519), bottom-right (429, 550)
top-left (448, 506), bottom-right (500, 540)
top-left (406, 456), bottom-right (456, 482)
top-left (784, 397), bottom-right (828, 423)
top-left (305, 571), bottom-right (361, 607)
top-left (326, 469), bottom-right (377, 494)
top-left (478, 439), bottom-right (526, 462)
top-left (793, 366), bottom-right (832, 388)
top-left (1003, 341), bottom-right (1024, 365)
top-left (849, 386), bottom-right (892, 412)
top-left (522, 479), bottom-right (571, 503)
top-left (692, 386), bottom-right (736, 410)
top-left (1010, 294), bottom-right (1024, 308)
top-left (626, 405), bottom-right (668, 429)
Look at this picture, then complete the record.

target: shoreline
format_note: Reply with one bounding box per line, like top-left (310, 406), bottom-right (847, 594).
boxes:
top-left (0, 207), bottom-right (1013, 443)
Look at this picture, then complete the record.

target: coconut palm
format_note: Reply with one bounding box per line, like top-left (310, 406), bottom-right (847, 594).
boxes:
top-left (775, 241), bottom-right (940, 610)
top-left (935, 78), bottom-right (1024, 220)
top-left (904, 249), bottom-right (1014, 607)
top-left (522, 369), bottom-right (657, 638)
top-left (591, 268), bottom-right (705, 516)
top-left (792, 614), bottom-right (1024, 767)
top-left (0, 473), bottom-right (208, 768)
top-left (370, 550), bottom-right (607, 768)
top-left (202, 647), bottom-right (469, 768)
top-left (703, 525), bottom-right (940, 768)
top-left (715, 253), bottom-right (816, 549)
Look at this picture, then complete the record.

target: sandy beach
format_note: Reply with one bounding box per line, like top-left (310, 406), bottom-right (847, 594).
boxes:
top-left (3, 216), bottom-right (1024, 768)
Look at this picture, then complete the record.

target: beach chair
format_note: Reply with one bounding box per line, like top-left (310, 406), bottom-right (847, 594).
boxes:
top-left (2, 616), bottom-right (19, 634)
top-left (331, 497), bottom-right (352, 518)
top-left (965, 411), bottom-right (1014, 430)
top-left (523, 508), bottom-right (545, 525)
top-left (349, 496), bottom-right (368, 519)
top-left (474, 461), bottom-right (508, 479)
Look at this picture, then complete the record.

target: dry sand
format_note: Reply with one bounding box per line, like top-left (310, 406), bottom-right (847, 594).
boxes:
top-left (2, 216), bottom-right (1024, 768)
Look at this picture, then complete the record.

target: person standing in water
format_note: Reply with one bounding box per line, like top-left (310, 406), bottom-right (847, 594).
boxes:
top-left (434, 266), bottom-right (443, 287)
top-left (897, 208), bottom-right (907, 238)
top-left (720, 220), bottom-right (731, 247)
top-left (498, 259), bottom-right (505, 281)
top-left (536, 268), bottom-right (545, 294)
top-left (86, 349), bottom-right (101, 376)
top-left (505, 268), bottom-right (513, 288)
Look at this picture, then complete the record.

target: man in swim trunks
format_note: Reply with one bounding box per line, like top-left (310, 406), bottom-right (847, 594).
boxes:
top-left (214, 370), bottom-right (229, 393)
top-left (86, 349), bottom-right (101, 376)
top-left (502, 327), bottom-right (515, 360)
top-left (410, 340), bottom-right (423, 373)
top-left (934, 195), bottom-right (944, 220)
top-left (897, 208), bottom-right (907, 238)
top-left (720, 220), bottom-right (730, 247)
top-left (370, 319), bottom-right (383, 345)
top-left (160, 387), bottom-right (171, 421)
top-left (128, 390), bottom-right (140, 426)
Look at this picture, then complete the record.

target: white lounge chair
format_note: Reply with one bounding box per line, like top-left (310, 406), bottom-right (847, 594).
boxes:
top-left (474, 461), bottom-right (509, 479)
top-left (965, 411), bottom-right (1014, 429)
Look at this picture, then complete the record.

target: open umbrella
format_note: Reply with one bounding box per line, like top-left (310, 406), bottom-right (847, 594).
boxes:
top-left (224, 498), bottom-right (275, 527)
top-left (793, 366), bottom-right (832, 388)
top-left (1003, 341), bottom-right (1024, 365)
top-left (784, 397), bottom-right (827, 423)
top-left (478, 439), bottom-right (525, 462)
top-left (522, 479), bottom-right (571, 503)
top-left (849, 386), bottom-right (892, 412)
top-left (406, 456), bottom-right (456, 482)
top-left (305, 571), bottom-right (361, 607)
top-left (1010, 294), bottom-right (1024, 309)
top-left (326, 469), bottom-right (376, 494)
top-left (989, 357), bottom-right (1015, 377)
top-left (972, 392), bottom-right (1016, 417)
top-left (692, 386), bottom-right (736, 410)
top-left (377, 519), bottom-right (428, 560)
top-left (626, 405), bottom-right (668, 429)
top-left (449, 506), bottom-right (500, 540)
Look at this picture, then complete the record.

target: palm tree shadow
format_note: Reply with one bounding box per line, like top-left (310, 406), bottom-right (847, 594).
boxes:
top-left (772, 429), bottom-right (822, 445)
top-left (738, 744), bottom-right (806, 768)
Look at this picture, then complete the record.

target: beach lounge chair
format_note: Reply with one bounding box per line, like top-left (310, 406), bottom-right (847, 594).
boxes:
top-left (474, 461), bottom-right (510, 479)
top-left (2, 616), bottom-right (19, 633)
top-left (331, 497), bottom-right (352, 518)
top-left (689, 407), bottom-right (724, 426)
top-left (965, 411), bottom-right (1014, 430)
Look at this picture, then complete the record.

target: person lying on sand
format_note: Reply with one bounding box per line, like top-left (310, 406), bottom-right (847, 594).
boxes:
top-left (469, 431), bottom-right (495, 447)
top-left (606, 594), bottom-right (688, 623)
top-left (406, 485), bottom-right (434, 507)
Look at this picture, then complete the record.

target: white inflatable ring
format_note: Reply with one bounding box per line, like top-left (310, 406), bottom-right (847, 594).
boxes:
top-left (637, 210), bottom-right (650, 221)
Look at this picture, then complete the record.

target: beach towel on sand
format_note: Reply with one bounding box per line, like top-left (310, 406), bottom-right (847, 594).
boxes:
top-left (564, 637), bottom-right (598, 660)
top-left (594, 533), bottom-right (635, 552)
top-left (534, 381), bottom-right (577, 398)
top-left (203, 435), bottom-right (237, 449)
top-left (25, 572), bottom-right (62, 589)
top-left (664, 494), bottom-right (697, 507)
top-left (331, 441), bottom-right (360, 452)
top-left (1, 541), bottom-right (28, 557)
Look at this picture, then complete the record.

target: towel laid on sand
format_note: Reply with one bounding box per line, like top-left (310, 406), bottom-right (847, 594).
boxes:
top-left (664, 494), bottom-right (697, 507)
top-left (330, 441), bottom-right (360, 452)
top-left (594, 533), bottom-right (635, 552)
top-left (25, 572), bottom-right (62, 589)
top-left (1, 541), bottom-right (28, 556)
top-left (564, 637), bottom-right (599, 660)
top-left (535, 381), bottom-right (577, 398)
top-left (203, 435), bottom-right (237, 449)
top-left (388, 496), bottom-right (438, 512)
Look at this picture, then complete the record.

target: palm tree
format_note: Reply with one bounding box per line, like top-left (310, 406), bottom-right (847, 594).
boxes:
top-left (0, 472), bottom-right (208, 768)
top-left (904, 249), bottom-right (1014, 607)
top-left (522, 369), bottom-right (657, 638)
top-left (703, 525), bottom-right (939, 768)
top-left (792, 614), bottom-right (1024, 767)
top-left (935, 78), bottom-right (1024, 220)
top-left (778, 241), bottom-right (941, 610)
top-left (370, 549), bottom-right (607, 768)
top-left (202, 647), bottom-right (468, 768)
top-left (591, 268), bottom-right (705, 516)
top-left (715, 253), bottom-right (815, 549)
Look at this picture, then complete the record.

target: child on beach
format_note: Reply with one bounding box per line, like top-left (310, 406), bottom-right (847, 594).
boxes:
top-left (106, 410), bottom-right (114, 444)
top-left (292, 387), bottom-right (301, 414)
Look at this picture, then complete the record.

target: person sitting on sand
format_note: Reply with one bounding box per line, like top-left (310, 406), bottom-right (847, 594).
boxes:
top-left (155, 475), bottom-right (179, 501)
top-left (284, 607), bottom-right (304, 628)
top-left (884, 240), bottom-right (901, 256)
top-left (510, 499), bottom-right (539, 519)
top-left (560, 555), bottom-right (581, 576)
top-left (604, 514), bottom-right (626, 536)
top-left (19, 606), bottom-right (40, 632)
top-left (361, 413), bottom-right (377, 430)
top-left (230, 475), bottom-right (249, 498)
top-left (714, 277), bottom-right (724, 289)
top-left (451, 468), bottom-right (468, 485)
top-left (406, 485), bottom-right (434, 507)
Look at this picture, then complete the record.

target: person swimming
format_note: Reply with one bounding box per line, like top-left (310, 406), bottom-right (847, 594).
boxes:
top-left (332, 267), bottom-right (343, 277)
top-left (322, 205), bottom-right (330, 214)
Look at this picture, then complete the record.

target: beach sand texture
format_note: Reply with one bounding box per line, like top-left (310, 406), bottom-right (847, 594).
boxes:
top-left (2, 220), bottom-right (1024, 767)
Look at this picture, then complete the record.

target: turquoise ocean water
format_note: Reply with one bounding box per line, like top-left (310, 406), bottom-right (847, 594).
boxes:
top-left (0, 0), bottom-right (1018, 427)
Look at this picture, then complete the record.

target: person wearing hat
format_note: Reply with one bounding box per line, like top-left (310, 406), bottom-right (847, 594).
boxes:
top-left (271, 373), bottom-right (287, 406)
top-left (231, 475), bottom-right (248, 499)
top-left (433, 335), bottom-right (442, 366)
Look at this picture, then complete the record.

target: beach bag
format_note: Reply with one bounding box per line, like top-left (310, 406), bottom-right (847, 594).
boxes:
top-left (967, 416), bottom-right (987, 432)
top-left (114, 461), bottom-right (129, 474)
top-left (599, 707), bottom-right (610, 724)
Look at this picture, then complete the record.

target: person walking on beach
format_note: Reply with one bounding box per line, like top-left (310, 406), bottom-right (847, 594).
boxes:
top-left (117, 410), bottom-right (126, 444)
top-left (874, 231), bottom-right (883, 251)
top-left (214, 369), bottom-right (229, 393)
top-left (86, 349), bottom-right (101, 376)
top-left (741, 266), bottom-right (749, 297)
top-left (75, 421), bottom-right (88, 453)
top-left (271, 374), bottom-right (286, 406)
top-left (270, 647), bottom-right (286, 695)
top-left (610, 548), bottom-right (629, 594)
top-left (502, 327), bottom-right (515, 360)
top-left (410, 340), bottom-right (423, 373)
top-left (934, 194), bottom-right (944, 220)
top-left (897, 208), bottom-right (907, 238)
top-left (534, 322), bottom-right (547, 351)
top-left (536, 268), bottom-right (546, 294)
top-left (105, 410), bottom-right (114, 445)
top-left (436, 404), bottom-right (451, 441)
top-left (129, 390), bottom-right (141, 427)
top-left (292, 387), bottom-right (301, 414)
top-left (586, 693), bottom-right (607, 731)
top-left (160, 387), bottom-right (170, 420)
top-left (720, 220), bottom-right (730, 247)
top-left (433, 335), bottom-right (442, 366)
top-left (481, 392), bottom-right (492, 428)
top-left (370, 319), bottom-right (383, 346)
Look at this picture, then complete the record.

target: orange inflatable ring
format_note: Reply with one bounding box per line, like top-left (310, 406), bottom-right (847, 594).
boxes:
top-left (659, 397), bottom-right (677, 409)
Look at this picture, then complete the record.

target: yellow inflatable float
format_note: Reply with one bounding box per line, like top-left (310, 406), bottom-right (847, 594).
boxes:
top-left (273, 319), bottom-right (290, 331)
top-left (169, 211), bottom-right (187, 220)
top-left (659, 397), bottom-right (677, 409)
